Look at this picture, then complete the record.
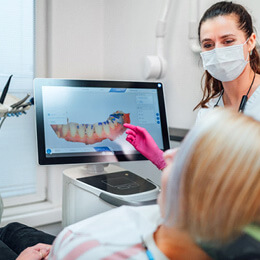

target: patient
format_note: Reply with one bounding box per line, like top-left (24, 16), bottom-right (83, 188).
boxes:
top-left (47, 108), bottom-right (260, 260)
top-left (1, 108), bottom-right (259, 259)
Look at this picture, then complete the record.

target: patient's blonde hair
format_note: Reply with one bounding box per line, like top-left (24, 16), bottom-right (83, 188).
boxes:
top-left (165, 108), bottom-right (260, 244)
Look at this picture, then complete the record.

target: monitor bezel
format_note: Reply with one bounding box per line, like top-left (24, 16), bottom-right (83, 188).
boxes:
top-left (34, 78), bottom-right (170, 165)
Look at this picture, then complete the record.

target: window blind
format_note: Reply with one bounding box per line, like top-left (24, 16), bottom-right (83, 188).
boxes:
top-left (0, 0), bottom-right (36, 198)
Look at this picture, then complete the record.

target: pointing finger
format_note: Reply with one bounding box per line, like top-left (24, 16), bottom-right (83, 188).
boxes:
top-left (123, 123), bottom-right (137, 131)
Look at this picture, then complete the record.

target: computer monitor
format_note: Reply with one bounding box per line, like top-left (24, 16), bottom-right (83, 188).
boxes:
top-left (34, 78), bottom-right (170, 165)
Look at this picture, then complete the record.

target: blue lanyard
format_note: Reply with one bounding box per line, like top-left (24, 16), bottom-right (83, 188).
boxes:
top-left (142, 240), bottom-right (154, 260)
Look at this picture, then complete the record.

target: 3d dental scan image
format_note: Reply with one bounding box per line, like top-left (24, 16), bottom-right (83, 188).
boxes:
top-left (50, 110), bottom-right (131, 145)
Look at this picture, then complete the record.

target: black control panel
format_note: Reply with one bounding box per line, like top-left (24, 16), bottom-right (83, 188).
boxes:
top-left (77, 171), bottom-right (157, 195)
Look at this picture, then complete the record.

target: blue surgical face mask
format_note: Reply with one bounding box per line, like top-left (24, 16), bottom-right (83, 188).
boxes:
top-left (200, 39), bottom-right (249, 82)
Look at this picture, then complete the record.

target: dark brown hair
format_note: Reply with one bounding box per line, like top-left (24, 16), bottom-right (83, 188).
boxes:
top-left (194, 1), bottom-right (260, 110)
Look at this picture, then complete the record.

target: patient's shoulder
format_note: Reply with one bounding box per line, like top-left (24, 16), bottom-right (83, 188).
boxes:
top-left (68, 204), bottom-right (160, 233)
top-left (49, 205), bottom-right (161, 260)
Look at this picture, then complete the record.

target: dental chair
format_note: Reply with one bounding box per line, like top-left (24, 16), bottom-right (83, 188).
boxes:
top-left (201, 226), bottom-right (260, 260)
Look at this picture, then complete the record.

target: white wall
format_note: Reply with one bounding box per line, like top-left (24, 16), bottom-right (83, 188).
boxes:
top-left (103, 0), bottom-right (159, 81)
top-left (103, 0), bottom-right (202, 128)
top-left (42, 0), bottom-right (260, 129)
top-left (44, 0), bottom-right (105, 78)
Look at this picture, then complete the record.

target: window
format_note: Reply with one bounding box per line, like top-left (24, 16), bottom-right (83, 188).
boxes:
top-left (0, 0), bottom-right (46, 207)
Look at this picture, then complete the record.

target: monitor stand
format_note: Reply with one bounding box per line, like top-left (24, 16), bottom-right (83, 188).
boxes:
top-left (82, 163), bottom-right (110, 175)
top-left (64, 163), bottom-right (127, 178)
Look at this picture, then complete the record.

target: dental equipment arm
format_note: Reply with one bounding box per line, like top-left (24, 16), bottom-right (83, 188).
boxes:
top-left (0, 75), bottom-right (12, 104)
top-left (145, 0), bottom-right (173, 79)
top-left (0, 75), bottom-right (33, 129)
top-left (124, 123), bottom-right (166, 170)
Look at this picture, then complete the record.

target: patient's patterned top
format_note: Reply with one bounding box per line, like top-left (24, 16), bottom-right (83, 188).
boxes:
top-left (49, 205), bottom-right (168, 260)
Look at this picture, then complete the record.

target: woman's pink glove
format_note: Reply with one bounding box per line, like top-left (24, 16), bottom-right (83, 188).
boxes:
top-left (124, 123), bottom-right (166, 170)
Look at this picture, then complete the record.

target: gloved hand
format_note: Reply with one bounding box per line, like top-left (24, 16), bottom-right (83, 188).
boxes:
top-left (124, 123), bottom-right (166, 170)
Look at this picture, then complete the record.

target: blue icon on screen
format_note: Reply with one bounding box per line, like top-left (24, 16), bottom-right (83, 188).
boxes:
top-left (156, 113), bottom-right (159, 116)
top-left (94, 147), bottom-right (111, 152)
top-left (157, 121), bottom-right (160, 124)
top-left (46, 149), bottom-right (52, 154)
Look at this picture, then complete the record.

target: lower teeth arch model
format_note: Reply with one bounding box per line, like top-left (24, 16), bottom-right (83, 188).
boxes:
top-left (51, 111), bottom-right (130, 145)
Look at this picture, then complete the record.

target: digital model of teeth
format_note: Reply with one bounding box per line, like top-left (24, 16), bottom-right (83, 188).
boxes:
top-left (50, 111), bottom-right (130, 145)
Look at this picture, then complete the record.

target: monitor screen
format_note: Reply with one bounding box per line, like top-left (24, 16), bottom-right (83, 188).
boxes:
top-left (34, 78), bottom-right (170, 165)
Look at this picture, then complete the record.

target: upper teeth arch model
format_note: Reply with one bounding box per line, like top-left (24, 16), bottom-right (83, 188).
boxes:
top-left (51, 111), bottom-right (130, 145)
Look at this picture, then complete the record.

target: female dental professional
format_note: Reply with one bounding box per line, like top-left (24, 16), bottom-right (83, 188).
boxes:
top-left (195, 1), bottom-right (260, 121)
top-left (124, 1), bottom-right (260, 170)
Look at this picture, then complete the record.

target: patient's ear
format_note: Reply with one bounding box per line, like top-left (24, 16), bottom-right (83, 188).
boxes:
top-left (163, 148), bottom-right (178, 166)
top-left (248, 33), bottom-right (256, 53)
